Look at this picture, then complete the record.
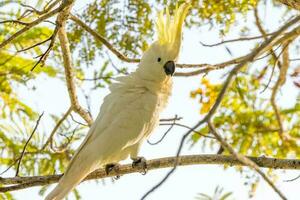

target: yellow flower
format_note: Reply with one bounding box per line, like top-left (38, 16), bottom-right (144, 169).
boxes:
top-left (200, 103), bottom-right (211, 114)
top-left (190, 91), bottom-right (197, 98)
top-left (195, 88), bottom-right (202, 94)
top-left (201, 78), bottom-right (209, 85)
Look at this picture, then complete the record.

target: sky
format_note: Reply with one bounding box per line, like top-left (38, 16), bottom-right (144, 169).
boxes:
top-left (2, 0), bottom-right (300, 200)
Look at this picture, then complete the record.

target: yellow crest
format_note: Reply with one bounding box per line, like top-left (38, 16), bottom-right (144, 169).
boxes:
top-left (156, 2), bottom-right (191, 46)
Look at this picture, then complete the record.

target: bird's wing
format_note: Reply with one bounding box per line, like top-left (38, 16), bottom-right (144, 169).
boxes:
top-left (45, 88), bottom-right (158, 200)
top-left (64, 86), bottom-right (156, 173)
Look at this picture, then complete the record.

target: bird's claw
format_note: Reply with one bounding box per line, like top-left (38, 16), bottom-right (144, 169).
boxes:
top-left (105, 163), bottom-right (121, 180)
top-left (132, 157), bottom-right (147, 175)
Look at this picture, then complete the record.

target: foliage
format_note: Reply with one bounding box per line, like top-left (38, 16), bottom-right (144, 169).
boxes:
top-left (0, 0), bottom-right (298, 199)
top-left (190, 73), bottom-right (300, 158)
top-left (195, 186), bottom-right (233, 200)
top-left (0, 192), bottom-right (15, 200)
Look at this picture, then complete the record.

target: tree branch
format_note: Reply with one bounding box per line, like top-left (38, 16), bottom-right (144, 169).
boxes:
top-left (276, 0), bottom-right (300, 10)
top-left (159, 115), bottom-right (183, 122)
top-left (57, 1), bottom-right (93, 126)
top-left (175, 23), bottom-right (300, 77)
top-left (254, 7), bottom-right (284, 69)
top-left (0, 154), bottom-right (299, 193)
top-left (159, 122), bottom-right (215, 139)
top-left (199, 32), bottom-right (276, 47)
top-left (284, 174), bottom-right (300, 182)
top-left (41, 107), bottom-right (72, 150)
top-left (147, 120), bottom-right (178, 146)
top-left (253, 9), bottom-right (299, 139)
top-left (69, 14), bottom-right (246, 72)
top-left (271, 37), bottom-right (297, 139)
top-left (254, 8), bottom-right (286, 137)
top-left (69, 14), bottom-right (140, 63)
top-left (31, 25), bottom-right (60, 71)
top-left (69, 13), bottom-right (300, 78)
top-left (0, 20), bottom-right (29, 26)
top-left (174, 55), bottom-right (246, 76)
top-left (272, 25), bottom-right (300, 46)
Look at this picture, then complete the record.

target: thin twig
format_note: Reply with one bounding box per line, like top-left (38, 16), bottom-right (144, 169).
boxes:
top-left (272, 25), bottom-right (300, 47)
top-left (284, 174), bottom-right (300, 182)
top-left (147, 116), bottom-right (180, 146)
top-left (147, 124), bottom-right (174, 145)
top-left (254, 45), bottom-right (282, 61)
top-left (31, 25), bottom-right (59, 71)
top-left (77, 76), bottom-right (113, 81)
top-left (41, 107), bottom-right (72, 150)
top-left (199, 32), bottom-right (276, 47)
top-left (0, 52), bottom-right (17, 66)
top-left (0, 157), bottom-right (21, 176)
top-left (53, 125), bottom-right (79, 153)
top-left (254, 7), bottom-right (283, 78)
top-left (159, 123), bottom-right (215, 139)
top-left (148, 116), bottom-right (185, 145)
top-left (0, 20), bottom-right (28, 26)
top-left (260, 45), bottom-right (287, 93)
top-left (105, 51), bottom-right (129, 74)
top-left (19, 0), bottom-right (61, 19)
top-left (43, 0), bottom-right (61, 13)
top-left (70, 114), bottom-right (89, 127)
top-left (159, 116), bottom-right (183, 122)
top-left (15, 112), bottom-right (44, 176)
top-left (290, 58), bottom-right (300, 61)
top-left (17, 36), bottom-right (52, 53)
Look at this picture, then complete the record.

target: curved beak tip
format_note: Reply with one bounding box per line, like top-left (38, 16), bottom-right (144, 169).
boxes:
top-left (164, 61), bottom-right (175, 76)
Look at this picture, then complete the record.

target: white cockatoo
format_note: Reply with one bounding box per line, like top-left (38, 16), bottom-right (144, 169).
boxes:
top-left (45, 3), bottom-right (190, 200)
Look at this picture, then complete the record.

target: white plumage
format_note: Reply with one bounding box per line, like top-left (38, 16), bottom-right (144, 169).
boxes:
top-left (45, 3), bottom-right (190, 200)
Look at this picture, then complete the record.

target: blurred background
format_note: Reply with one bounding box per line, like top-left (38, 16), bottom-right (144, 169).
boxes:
top-left (0, 0), bottom-right (299, 199)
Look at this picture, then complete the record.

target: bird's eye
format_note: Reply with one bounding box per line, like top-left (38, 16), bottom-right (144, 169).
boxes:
top-left (157, 57), bottom-right (161, 62)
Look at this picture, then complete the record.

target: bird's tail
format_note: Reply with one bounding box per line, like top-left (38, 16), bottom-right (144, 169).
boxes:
top-left (45, 159), bottom-right (96, 200)
top-left (44, 170), bottom-right (86, 200)
top-left (44, 181), bottom-right (72, 200)
top-left (45, 122), bottom-right (101, 200)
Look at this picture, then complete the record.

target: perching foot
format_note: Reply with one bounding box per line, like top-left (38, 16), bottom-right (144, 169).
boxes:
top-left (131, 157), bottom-right (147, 175)
top-left (105, 163), bottom-right (121, 180)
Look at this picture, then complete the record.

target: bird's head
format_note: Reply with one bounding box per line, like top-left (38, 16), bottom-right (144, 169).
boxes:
top-left (136, 2), bottom-right (190, 82)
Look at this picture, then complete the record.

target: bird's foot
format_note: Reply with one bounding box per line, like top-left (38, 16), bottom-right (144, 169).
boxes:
top-left (131, 157), bottom-right (147, 175)
top-left (105, 163), bottom-right (121, 180)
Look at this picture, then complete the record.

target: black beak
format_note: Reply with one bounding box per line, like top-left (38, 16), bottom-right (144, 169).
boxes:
top-left (163, 61), bottom-right (175, 76)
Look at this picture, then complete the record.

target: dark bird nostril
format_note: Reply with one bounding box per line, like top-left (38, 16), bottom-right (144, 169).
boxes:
top-left (163, 61), bottom-right (175, 76)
